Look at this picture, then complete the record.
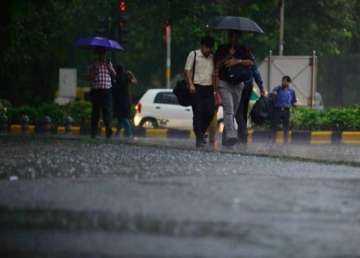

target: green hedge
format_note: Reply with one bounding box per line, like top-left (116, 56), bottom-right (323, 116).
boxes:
top-left (2, 99), bottom-right (360, 131)
top-left (1, 100), bottom-right (135, 127)
top-left (3, 101), bottom-right (92, 126)
top-left (291, 107), bottom-right (360, 131)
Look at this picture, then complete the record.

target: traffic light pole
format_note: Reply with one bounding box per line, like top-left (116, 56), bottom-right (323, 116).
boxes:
top-left (165, 23), bottom-right (171, 89)
top-left (279, 0), bottom-right (285, 56)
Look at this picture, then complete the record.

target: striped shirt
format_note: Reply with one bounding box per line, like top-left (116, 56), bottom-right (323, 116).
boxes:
top-left (89, 61), bottom-right (113, 89)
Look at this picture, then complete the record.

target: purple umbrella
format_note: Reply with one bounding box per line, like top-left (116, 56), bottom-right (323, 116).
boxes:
top-left (75, 36), bottom-right (124, 50)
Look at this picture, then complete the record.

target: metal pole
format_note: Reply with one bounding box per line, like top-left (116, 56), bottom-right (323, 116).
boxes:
top-left (279, 0), bottom-right (285, 56)
top-left (267, 50), bottom-right (273, 93)
top-left (310, 50), bottom-right (317, 108)
top-left (165, 24), bottom-right (172, 89)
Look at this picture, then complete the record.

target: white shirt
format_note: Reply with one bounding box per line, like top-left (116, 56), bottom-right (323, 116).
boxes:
top-left (184, 49), bottom-right (214, 86)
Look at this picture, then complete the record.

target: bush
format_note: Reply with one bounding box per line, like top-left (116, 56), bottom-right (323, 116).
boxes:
top-left (7, 106), bottom-right (39, 124)
top-left (5, 101), bottom-right (92, 126)
top-left (0, 99), bottom-right (11, 110)
top-left (291, 106), bottom-right (360, 131)
top-left (291, 107), bottom-right (323, 130)
top-left (64, 100), bottom-right (91, 126)
top-left (37, 103), bottom-right (66, 125)
top-left (323, 107), bottom-right (360, 131)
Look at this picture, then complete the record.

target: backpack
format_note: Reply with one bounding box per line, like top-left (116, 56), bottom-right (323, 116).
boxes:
top-left (250, 96), bottom-right (274, 125)
top-left (173, 51), bottom-right (197, 107)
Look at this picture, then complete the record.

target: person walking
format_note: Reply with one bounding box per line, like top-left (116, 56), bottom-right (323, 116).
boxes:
top-left (271, 75), bottom-right (297, 144)
top-left (235, 45), bottom-right (265, 144)
top-left (214, 30), bottom-right (255, 147)
top-left (87, 47), bottom-right (116, 139)
top-left (113, 64), bottom-right (138, 138)
top-left (184, 36), bottom-right (216, 148)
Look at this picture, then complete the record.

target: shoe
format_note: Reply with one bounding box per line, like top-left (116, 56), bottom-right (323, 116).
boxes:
top-left (196, 142), bottom-right (206, 148)
top-left (200, 137), bottom-right (207, 145)
top-left (223, 137), bottom-right (238, 147)
top-left (106, 128), bottom-right (112, 139)
top-left (196, 138), bottom-right (206, 148)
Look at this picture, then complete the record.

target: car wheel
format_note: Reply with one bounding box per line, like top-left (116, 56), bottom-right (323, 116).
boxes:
top-left (140, 118), bottom-right (158, 129)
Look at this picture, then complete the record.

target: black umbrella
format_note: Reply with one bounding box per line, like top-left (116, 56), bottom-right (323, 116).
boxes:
top-left (209, 16), bottom-right (264, 34)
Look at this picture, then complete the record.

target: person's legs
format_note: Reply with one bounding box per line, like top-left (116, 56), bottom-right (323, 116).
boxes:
top-left (208, 109), bottom-right (218, 146)
top-left (282, 109), bottom-right (290, 144)
top-left (191, 90), bottom-right (203, 146)
top-left (236, 84), bottom-right (253, 143)
top-left (101, 89), bottom-right (113, 138)
top-left (231, 83), bottom-right (243, 131)
top-left (271, 108), bottom-right (281, 143)
top-left (219, 81), bottom-right (241, 145)
top-left (90, 89), bottom-right (101, 138)
top-left (198, 86), bottom-right (215, 139)
top-left (122, 118), bottom-right (133, 137)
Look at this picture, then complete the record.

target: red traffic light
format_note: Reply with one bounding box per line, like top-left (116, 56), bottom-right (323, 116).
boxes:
top-left (119, 0), bottom-right (127, 12)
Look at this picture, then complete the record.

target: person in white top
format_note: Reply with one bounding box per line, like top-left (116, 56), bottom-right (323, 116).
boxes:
top-left (184, 36), bottom-right (216, 148)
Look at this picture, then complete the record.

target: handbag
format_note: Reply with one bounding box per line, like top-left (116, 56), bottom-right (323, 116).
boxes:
top-left (173, 51), bottom-right (197, 107)
top-left (214, 91), bottom-right (222, 107)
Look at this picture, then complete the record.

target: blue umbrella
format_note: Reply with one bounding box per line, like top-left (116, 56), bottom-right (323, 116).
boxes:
top-left (75, 36), bottom-right (124, 50)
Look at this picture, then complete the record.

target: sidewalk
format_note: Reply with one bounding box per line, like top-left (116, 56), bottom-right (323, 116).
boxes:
top-left (126, 137), bottom-right (360, 167)
top-left (2, 132), bottom-right (360, 166)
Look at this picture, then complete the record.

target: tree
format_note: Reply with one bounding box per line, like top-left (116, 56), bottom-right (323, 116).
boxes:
top-left (1, 0), bottom-right (360, 105)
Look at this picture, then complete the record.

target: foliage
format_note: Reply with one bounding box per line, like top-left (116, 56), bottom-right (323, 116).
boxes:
top-left (64, 101), bottom-right (92, 125)
top-left (5, 101), bottom-right (92, 126)
top-left (7, 106), bottom-right (39, 124)
top-left (291, 107), bottom-right (360, 131)
top-left (37, 103), bottom-right (66, 125)
top-left (1, 0), bottom-right (360, 105)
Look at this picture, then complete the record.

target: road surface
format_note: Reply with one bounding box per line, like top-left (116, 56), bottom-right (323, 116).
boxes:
top-left (1, 137), bottom-right (360, 258)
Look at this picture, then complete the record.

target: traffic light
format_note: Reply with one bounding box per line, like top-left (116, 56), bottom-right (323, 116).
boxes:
top-left (164, 20), bottom-right (171, 45)
top-left (119, 0), bottom-right (127, 13)
top-left (117, 0), bottom-right (128, 45)
top-left (117, 17), bottom-right (127, 44)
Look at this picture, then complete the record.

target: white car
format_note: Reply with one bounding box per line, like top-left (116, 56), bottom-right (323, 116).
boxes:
top-left (134, 89), bottom-right (224, 130)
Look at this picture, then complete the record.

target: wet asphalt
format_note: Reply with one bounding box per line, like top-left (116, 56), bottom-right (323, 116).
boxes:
top-left (1, 137), bottom-right (360, 258)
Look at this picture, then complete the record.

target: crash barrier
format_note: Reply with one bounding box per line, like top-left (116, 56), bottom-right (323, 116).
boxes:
top-left (2, 124), bottom-right (360, 144)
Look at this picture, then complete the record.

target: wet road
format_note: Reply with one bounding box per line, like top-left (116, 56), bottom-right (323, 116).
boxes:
top-left (1, 137), bottom-right (360, 258)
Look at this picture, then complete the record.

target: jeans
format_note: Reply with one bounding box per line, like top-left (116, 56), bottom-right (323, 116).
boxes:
top-left (272, 107), bottom-right (290, 143)
top-left (191, 85), bottom-right (215, 142)
top-left (235, 83), bottom-right (253, 143)
top-left (218, 80), bottom-right (244, 144)
top-left (90, 88), bottom-right (112, 138)
top-left (117, 118), bottom-right (133, 137)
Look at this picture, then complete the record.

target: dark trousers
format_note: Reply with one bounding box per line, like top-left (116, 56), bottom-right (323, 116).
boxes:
top-left (90, 88), bottom-right (112, 137)
top-left (272, 107), bottom-right (290, 143)
top-left (191, 85), bottom-right (215, 142)
top-left (235, 83), bottom-right (253, 143)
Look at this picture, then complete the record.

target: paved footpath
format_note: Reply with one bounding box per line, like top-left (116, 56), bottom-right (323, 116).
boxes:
top-left (117, 136), bottom-right (360, 166)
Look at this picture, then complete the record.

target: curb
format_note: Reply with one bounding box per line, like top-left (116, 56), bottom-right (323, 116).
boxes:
top-left (2, 134), bottom-right (360, 168)
top-left (2, 124), bottom-right (360, 144)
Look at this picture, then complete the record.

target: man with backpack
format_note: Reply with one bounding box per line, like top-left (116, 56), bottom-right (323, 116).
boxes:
top-left (184, 36), bottom-right (216, 148)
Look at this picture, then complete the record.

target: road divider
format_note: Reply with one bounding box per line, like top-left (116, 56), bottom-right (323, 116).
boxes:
top-left (3, 125), bottom-right (360, 144)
